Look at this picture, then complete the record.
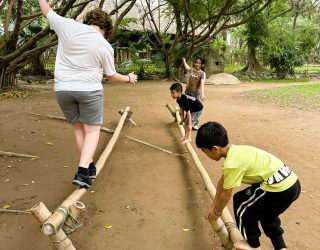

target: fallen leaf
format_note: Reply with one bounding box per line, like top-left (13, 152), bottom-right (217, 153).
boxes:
top-left (46, 142), bottom-right (54, 146)
top-left (31, 157), bottom-right (37, 161)
top-left (181, 228), bottom-right (190, 232)
top-left (104, 224), bottom-right (112, 230)
top-left (2, 204), bottom-right (10, 209)
top-left (3, 179), bottom-right (10, 182)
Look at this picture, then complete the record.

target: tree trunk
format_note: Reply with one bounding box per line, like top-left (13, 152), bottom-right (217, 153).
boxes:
top-left (164, 54), bottom-right (172, 79)
top-left (31, 56), bottom-right (46, 76)
top-left (241, 44), bottom-right (267, 73)
top-left (0, 65), bottom-right (17, 88)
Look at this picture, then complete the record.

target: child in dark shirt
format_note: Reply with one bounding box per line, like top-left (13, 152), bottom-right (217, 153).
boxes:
top-left (170, 83), bottom-right (203, 144)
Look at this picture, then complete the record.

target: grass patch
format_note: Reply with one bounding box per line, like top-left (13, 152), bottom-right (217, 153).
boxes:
top-left (244, 83), bottom-right (320, 111)
top-left (255, 78), bottom-right (311, 83)
top-left (224, 64), bottom-right (244, 72)
top-left (294, 66), bottom-right (320, 73)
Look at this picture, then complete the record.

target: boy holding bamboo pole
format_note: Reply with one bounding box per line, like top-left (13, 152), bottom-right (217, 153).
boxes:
top-left (196, 121), bottom-right (301, 250)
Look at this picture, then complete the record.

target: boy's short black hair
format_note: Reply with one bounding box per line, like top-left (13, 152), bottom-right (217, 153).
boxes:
top-left (170, 82), bottom-right (182, 93)
top-left (196, 121), bottom-right (229, 149)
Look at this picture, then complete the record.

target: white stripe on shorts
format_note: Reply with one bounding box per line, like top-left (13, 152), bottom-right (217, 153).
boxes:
top-left (237, 188), bottom-right (266, 239)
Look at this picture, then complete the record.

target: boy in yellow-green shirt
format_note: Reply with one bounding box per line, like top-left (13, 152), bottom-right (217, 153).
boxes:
top-left (196, 121), bottom-right (301, 250)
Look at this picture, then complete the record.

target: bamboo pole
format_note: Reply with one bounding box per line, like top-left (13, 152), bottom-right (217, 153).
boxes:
top-left (126, 135), bottom-right (185, 157)
top-left (0, 208), bottom-right (31, 214)
top-left (0, 151), bottom-right (38, 158)
top-left (166, 104), bottom-right (177, 120)
top-left (30, 202), bottom-right (76, 250)
top-left (167, 104), bottom-right (244, 248)
top-left (31, 113), bottom-right (114, 133)
top-left (63, 201), bottom-right (85, 233)
top-left (33, 107), bottom-right (131, 239)
top-left (118, 109), bottom-right (138, 126)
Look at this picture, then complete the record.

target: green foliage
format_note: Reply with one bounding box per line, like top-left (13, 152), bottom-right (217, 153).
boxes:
top-left (262, 16), bottom-right (320, 79)
top-left (119, 17), bottom-right (137, 29)
top-left (210, 38), bottom-right (226, 51)
top-left (268, 46), bottom-right (304, 79)
top-left (246, 14), bottom-right (268, 48)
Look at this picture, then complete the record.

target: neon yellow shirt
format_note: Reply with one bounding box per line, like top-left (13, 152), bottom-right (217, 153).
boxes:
top-left (222, 145), bottom-right (298, 192)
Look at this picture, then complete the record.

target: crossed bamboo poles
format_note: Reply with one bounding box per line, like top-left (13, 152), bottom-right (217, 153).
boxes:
top-left (29, 105), bottom-right (243, 250)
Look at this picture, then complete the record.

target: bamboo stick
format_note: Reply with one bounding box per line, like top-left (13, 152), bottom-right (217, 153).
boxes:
top-left (30, 202), bottom-right (75, 250)
top-left (0, 208), bottom-right (31, 214)
top-left (119, 109), bottom-right (138, 126)
top-left (167, 104), bottom-right (244, 248)
top-left (35, 107), bottom-right (130, 237)
top-left (165, 104), bottom-right (177, 120)
top-left (31, 113), bottom-right (114, 133)
top-left (0, 151), bottom-right (38, 158)
top-left (126, 135), bottom-right (185, 157)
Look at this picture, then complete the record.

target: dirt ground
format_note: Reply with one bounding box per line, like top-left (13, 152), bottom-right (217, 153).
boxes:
top-left (0, 80), bottom-right (319, 250)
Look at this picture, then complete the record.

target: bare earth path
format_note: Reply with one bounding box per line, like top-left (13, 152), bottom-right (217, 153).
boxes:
top-left (0, 80), bottom-right (319, 250)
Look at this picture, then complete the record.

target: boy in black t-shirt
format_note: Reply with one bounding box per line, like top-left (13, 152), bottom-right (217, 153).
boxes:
top-left (170, 82), bottom-right (203, 144)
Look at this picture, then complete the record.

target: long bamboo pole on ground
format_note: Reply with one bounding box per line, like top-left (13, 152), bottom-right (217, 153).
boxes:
top-left (32, 107), bottom-right (131, 241)
top-left (0, 151), bottom-right (38, 158)
top-left (126, 135), bottom-right (185, 157)
top-left (166, 104), bottom-right (244, 248)
top-left (31, 113), bottom-right (114, 133)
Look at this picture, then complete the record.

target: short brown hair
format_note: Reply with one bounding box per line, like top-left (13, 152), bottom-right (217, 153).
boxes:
top-left (83, 8), bottom-right (113, 40)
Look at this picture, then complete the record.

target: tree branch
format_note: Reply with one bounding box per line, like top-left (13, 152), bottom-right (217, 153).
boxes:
top-left (4, 0), bottom-right (14, 39)
top-left (110, 0), bottom-right (137, 41)
top-left (0, 0), bottom-right (7, 14)
top-left (109, 0), bottom-right (131, 15)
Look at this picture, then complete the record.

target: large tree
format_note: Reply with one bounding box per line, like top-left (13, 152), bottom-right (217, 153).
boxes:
top-left (140, 0), bottom-right (272, 78)
top-left (0, 0), bottom-right (137, 88)
top-left (241, 0), bottom-right (293, 73)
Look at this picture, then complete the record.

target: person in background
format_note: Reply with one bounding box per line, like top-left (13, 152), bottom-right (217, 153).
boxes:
top-left (182, 57), bottom-right (206, 130)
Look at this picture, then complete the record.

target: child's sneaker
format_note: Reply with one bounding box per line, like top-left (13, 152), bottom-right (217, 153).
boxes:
top-left (72, 172), bottom-right (92, 188)
top-left (192, 125), bottom-right (199, 131)
top-left (88, 162), bottom-right (96, 179)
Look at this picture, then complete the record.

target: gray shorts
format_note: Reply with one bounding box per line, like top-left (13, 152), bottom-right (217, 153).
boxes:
top-left (55, 90), bottom-right (103, 125)
top-left (184, 110), bottom-right (202, 127)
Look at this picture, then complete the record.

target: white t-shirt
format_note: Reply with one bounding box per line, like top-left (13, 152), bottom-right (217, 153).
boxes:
top-left (47, 10), bottom-right (116, 91)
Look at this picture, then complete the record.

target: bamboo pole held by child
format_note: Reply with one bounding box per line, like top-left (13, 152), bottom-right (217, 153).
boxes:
top-left (167, 104), bottom-right (244, 248)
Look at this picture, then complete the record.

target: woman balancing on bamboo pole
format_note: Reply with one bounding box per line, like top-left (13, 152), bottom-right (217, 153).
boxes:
top-left (195, 122), bottom-right (301, 250)
top-left (38, 0), bottom-right (138, 188)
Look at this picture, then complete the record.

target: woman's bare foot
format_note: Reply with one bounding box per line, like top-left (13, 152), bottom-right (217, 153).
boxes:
top-left (234, 240), bottom-right (261, 250)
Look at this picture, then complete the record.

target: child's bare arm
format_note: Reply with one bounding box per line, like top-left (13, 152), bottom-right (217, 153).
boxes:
top-left (186, 111), bottom-right (192, 130)
top-left (38, 0), bottom-right (52, 17)
top-left (200, 72), bottom-right (206, 101)
top-left (179, 109), bottom-right (185, 125)
top-left (204, 175), bottom-right (232, 220)
top-left (182, 58), bottom-right (191, 71)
